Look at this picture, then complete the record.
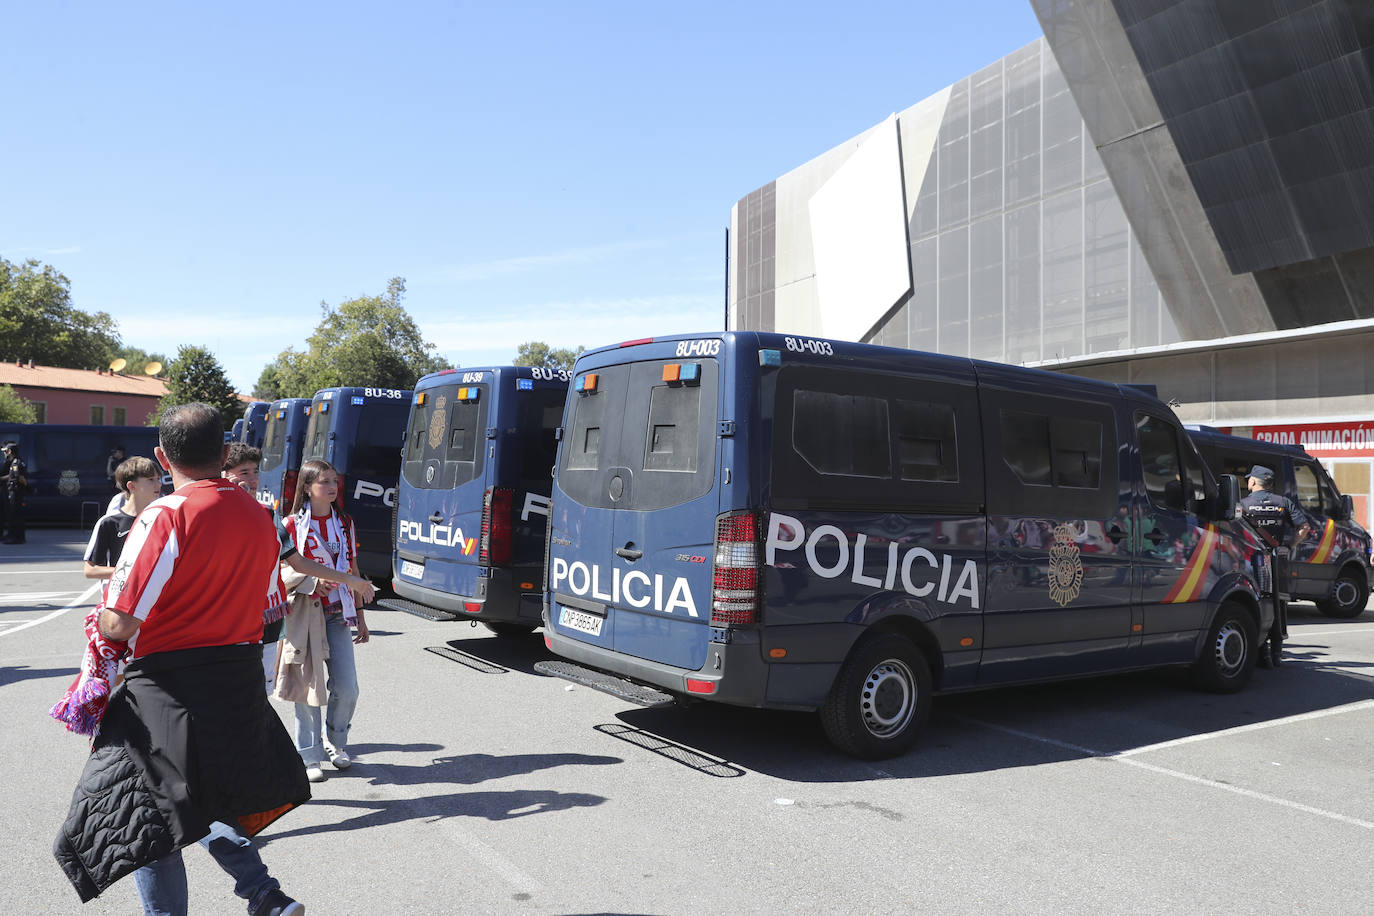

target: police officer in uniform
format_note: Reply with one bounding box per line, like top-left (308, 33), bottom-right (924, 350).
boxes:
top-left (1239, 465), bottom-right (1311, 666)
top-left (1, 441), bottom-right (27, 544)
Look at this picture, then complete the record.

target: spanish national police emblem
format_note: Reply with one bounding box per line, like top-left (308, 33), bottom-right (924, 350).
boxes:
top-left (58, 470), bottom-right (80, 497)
top-left (427, 395), bottom-right (448, 450)
top-left (1048, 523), bottom-right (1083, 607)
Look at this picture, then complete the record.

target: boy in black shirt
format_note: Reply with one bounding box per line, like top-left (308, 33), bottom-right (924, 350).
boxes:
top-left (84, 457), bottom-right (162, 580)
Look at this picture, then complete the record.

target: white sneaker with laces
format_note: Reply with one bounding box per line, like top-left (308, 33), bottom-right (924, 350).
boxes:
top-left (305, 765), bottom-right (326, 783)
top-left (325, 744), bottom-right (351, 769)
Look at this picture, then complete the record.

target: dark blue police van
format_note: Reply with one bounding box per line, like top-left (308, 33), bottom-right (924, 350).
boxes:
top-left (379, 366), bottom-right (568, 635)
top-left (541, 332), bottom-right (1273, 758)
top-left (1188, 426), bottom-right (1371, 618)
top-left (257, 398), bottom-right (312, 514)
top-left (300, 386), bottom-right (412, 579)
top-left (238, 401), bottom-right (269, 448)
top-left (0, 423), bottom-right (162, 526)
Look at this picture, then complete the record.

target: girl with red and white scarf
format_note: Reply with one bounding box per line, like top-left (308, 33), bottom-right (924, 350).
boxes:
top-left (275, 459), bottom-right (370, 783)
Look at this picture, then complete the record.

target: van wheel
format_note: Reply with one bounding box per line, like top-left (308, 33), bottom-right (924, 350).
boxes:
top-left (1190, 602), bottom-right (1258, 693)
top-left (820, 633), bottom-right (932, 759)
top-left (482, 621), bottom-right (537, 638)
top-left (1316, 570), bottom-right (1369, 619)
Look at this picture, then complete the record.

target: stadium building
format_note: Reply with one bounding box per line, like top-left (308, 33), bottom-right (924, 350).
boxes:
top-left (728, 0), bottom-right (1374, 527)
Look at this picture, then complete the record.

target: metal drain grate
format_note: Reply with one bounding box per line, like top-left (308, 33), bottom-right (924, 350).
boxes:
top-left (424, 645), bottom-right (508, 673)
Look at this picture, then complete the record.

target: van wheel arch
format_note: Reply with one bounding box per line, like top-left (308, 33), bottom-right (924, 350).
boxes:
top-left (1316, 564), bottom-right (1369, 619)
top-left (865, 617), bottom-right (944, 689)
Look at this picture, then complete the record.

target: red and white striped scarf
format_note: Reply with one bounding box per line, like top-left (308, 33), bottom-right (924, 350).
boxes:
top-left (293, 506), bottom-right (357, 626)
top-left (263, 506), bottom-right (289, 625)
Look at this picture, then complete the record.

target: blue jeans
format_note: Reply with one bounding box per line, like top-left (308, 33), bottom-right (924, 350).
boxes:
top-left (133, 820), bottom-right (279, 916)
top-left (293, 613), bottom-right (359, 764)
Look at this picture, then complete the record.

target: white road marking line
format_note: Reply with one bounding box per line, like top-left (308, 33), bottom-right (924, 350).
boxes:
top-left (0, 569), bottom-right (78, 575)
top-left (0, 583), bottom-right (99, 638)
top-left (0, 591), bottom-right (84, 602)
top-left (1288, 627), bottom-right (1374, 638)
top-left (1114, 700), bottom-right (1374, 757)
top-left (950, 713), bottom-right (1374, 831)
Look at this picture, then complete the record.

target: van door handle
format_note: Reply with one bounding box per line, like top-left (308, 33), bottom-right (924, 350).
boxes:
top-left (1145, 529), bottom-right (1166, 545)
top-left (615, 546), bottom-right (643, 560)
top-left (429, 511), bottom-right (443, 524)
top-left (1107, 525), bottom-right (1128, 543)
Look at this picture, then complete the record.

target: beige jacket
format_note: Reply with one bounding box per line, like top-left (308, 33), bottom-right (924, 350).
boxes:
top-left (272, 567), bottom-right (329, 706)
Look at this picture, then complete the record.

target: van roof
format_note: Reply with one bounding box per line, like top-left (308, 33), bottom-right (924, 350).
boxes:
top-left (573, 330), bottom-right (1159, 408)
top-left (1188, 426), bottom-right (1314, 460)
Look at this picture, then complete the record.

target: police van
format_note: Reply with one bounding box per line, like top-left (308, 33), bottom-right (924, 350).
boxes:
top-left (0, 423), bottom-right (162, 525)
top-left (379, 366), bottom-right (568, 635)
top-left (301, 386), bottom-right (412, 579)
top-left (1189, 426), bottom-right (1371, 618)
top-left (238, 401), bottom-right (269, 448)
top-left (257, 397), bottom-right (312, 513)
top-left (541, 332), bottom-right (1273, 759)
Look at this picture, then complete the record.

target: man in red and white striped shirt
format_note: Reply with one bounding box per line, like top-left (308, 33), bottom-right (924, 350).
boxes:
top-left (92, 403), bottom-right (307, 916)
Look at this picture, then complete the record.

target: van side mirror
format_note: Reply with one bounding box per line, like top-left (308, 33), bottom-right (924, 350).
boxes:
top-left (1217, 474), bottom-right (1241, 521)
top-left (1340, 494), bottom-right (1354, 521)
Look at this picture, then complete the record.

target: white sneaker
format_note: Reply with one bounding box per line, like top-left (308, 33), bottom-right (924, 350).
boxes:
top-left (325, 744), bottom-right (351, 769)
top-left (305, 765), bottom-right (326, 783)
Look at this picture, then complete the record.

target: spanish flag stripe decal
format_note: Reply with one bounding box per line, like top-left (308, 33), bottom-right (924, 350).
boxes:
top-left (1309, 518), bottom-right (1337, 565)
top-left (1162, 525), bottom-right (1220, 604)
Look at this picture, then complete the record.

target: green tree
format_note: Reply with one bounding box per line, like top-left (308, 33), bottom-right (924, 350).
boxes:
top-left (154, 345), bottom-right (242, 429)
top-left (0, 384), bottom-right (37, 423)
top-left (256, 278), bottom-right (452, 399)
top-left (0, 257), bottom-right (121, 369)
top-left (513, 341), bottom-right (585, 371)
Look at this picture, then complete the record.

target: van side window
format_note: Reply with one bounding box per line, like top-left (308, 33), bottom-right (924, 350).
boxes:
top-left (643, 384), bottom-right (701, 473)
top-left (793, 390), bottom-right (890, 478)
top-left (894, 400), bottom-right (959, 482)
top-left (1136, 413), bottom-right (1186, 512)
top-left (1294, 463), bottom-right (1322, 513)
top-left (773, 367), bottom-right (983, 513)
top-left (982, 390), bottom-right (1116, 519)
top-left (999, 410), bottom-right (1102, 489)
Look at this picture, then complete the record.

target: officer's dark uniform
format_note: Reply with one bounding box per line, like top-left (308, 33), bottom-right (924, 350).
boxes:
top-left (1239, 464), bottom-right (1307, 666)
top-left (1, 443), bottom-right (26, 544)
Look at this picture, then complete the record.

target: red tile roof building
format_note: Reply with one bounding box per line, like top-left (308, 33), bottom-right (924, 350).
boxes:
top-left (0, 360), bottom-right (168, 425)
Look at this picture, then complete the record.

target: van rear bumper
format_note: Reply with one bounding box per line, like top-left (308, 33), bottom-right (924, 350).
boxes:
top-left (542, 620), bottom-right (829, 712)
top-left (392, 572), bottom-right (542, 624)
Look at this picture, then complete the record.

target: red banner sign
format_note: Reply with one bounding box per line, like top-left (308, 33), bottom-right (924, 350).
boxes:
top-left (1250, 421), bottom-right (1374, 458)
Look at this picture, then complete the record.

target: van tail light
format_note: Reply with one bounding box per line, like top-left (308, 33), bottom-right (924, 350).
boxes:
top-left (481, 486), bottom-right (515, 566)
top-left (334, 474), bottom-right (346, 508)
top-left (281, 469), bottom-right (299, 513)
top-left (712, 511), bottom-right (762, 626)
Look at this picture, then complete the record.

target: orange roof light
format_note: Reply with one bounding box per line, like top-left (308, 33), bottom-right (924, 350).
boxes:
top-left (662, 363), bottom-right (681, 382)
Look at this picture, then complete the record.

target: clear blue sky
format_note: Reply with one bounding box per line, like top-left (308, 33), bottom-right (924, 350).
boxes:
top-left (2, 1), bottom-right (1043, 392)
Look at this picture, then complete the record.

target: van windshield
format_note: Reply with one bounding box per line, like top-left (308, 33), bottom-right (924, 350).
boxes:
top-left (557, 358), bottom-right (718, 511)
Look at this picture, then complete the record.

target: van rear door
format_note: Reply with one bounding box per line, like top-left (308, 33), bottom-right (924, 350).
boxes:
top-left (551, 344), bottom-right (720, 670)
top-left (396, 379), bottom-right (489, 596)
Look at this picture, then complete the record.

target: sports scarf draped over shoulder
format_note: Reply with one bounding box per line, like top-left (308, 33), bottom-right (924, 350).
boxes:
top-left (293, 506), bottom-right (357, 625)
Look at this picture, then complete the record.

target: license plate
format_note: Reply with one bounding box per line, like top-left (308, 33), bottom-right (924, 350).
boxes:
top-left (558, 605), bottom-right (604, 636)
top-left (400, 560), bottom-right (424, 580)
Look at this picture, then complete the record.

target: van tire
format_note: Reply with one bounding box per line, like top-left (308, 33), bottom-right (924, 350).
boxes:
top-left (820, 633), bottom-right (932, 759)
top-left (483, 621), bottom-right (537, 638)
top-left (1316, 570), bottom-right (1369, 619)
top-left (1190, 602), bottom-right (1258, 693)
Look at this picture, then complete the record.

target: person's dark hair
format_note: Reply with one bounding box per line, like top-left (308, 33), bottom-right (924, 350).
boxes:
top-left (223, 443), bottom-right (263, 471)
top-left (159, 403), bottom-right (225, 472)
top-left (289, 458), bottom-right (349, 524)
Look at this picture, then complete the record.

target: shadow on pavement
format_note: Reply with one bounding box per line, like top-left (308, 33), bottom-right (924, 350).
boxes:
top-left (0, 664), bottom-right (78, 688)
top-left (601, 658), bottom-right (1374, 784)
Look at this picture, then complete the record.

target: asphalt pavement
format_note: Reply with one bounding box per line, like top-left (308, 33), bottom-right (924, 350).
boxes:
top-left (3, 528), bottom-right (1371, 915)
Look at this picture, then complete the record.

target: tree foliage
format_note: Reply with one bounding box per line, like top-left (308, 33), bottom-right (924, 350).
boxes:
top-left (154, 345), bottom-right (242, 429)
top-left (255, 278), bottom-right (452, 400)
top-left (0, 257), bottom-right (120, 369)
top-left (0, 384), bottom-right (38, 423)
top-left (513, 341), bottom-right (585, 371)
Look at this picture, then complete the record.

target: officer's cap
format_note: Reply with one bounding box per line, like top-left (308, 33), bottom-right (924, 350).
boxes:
top-left (1247, 465), bottom-right (1275, 483)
